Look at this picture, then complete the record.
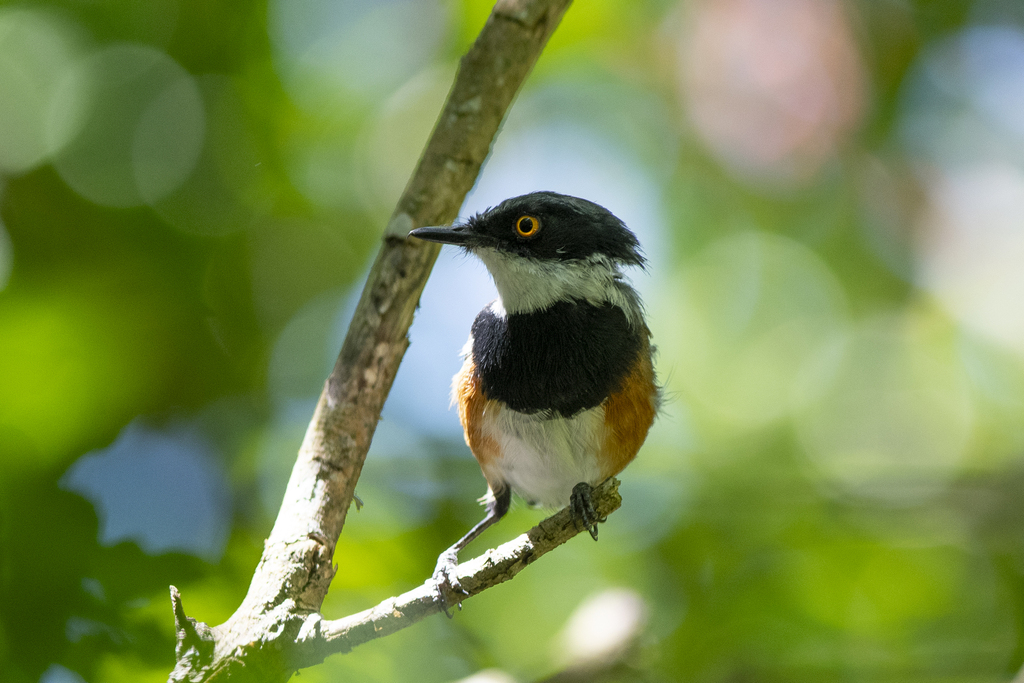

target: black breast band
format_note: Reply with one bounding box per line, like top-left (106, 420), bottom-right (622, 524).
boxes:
top-left (470, 300), bottom-right (642, 417)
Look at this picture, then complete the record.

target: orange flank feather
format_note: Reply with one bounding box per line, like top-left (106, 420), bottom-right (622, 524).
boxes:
top-left (599, 333), bottom-right (658, 479)
top-left (453, 355), bottom-right (502, 474)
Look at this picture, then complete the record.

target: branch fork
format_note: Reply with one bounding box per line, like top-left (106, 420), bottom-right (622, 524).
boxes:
top-left (170, 479), bottom-right (620, 678)
top-left (168, 1), bottom-right (578, 680)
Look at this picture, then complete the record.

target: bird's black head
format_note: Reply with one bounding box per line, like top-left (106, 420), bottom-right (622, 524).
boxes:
top-left (410, 191), bottom-right (645, 268)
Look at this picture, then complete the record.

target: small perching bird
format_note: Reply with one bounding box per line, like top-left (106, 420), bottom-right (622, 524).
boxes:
top-left (409, 191), bottom-right (660, 611)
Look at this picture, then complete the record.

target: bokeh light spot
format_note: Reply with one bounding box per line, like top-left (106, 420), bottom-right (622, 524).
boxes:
top-left (667, 231), bottom-right (849, 427)
top-left (796, 310), bottom-right (974, 503)
top-left (0, 7), bottom-right (84, 174)
top-left (673, 0), bottom-right (866, 187)
top-left (901, 25), bottom-right (1024, 167)
top-left (52, 43), bottom-right (205, 207)
top-left (133, 72), bottom-right (206, 204)
top-left (557, 589), bottom-right (647, 668)
top-left (917, 164), bottom-right (1024, 355)
top-left (269, 0), bottom-right (449, 109)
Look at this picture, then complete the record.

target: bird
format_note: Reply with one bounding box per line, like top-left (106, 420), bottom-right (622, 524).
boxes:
top-left (409, 191), bottom-right (659, 611)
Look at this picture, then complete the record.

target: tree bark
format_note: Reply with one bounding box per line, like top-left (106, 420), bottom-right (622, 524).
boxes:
top-left (168, 1), bottom-right (575, 681)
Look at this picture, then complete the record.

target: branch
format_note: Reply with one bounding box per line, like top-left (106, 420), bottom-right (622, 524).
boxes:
top-left (169, 479), bottom-right (619, 678)
top-left (168, 1), bottom-right (574, 681)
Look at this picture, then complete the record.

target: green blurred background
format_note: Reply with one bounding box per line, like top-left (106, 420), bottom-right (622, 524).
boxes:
top-left (2, 0), bottom-right (1024, 681)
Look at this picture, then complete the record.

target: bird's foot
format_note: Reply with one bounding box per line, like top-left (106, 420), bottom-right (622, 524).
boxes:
top-left (431, 548), bottom-right (467, 617)
top-left (570, 482), bottom-right (605, 541)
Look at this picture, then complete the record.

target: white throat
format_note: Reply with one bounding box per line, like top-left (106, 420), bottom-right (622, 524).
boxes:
top-left (473, 248), bottom-right (644, 326)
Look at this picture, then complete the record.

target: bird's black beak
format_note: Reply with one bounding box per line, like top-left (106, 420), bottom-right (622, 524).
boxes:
top-left (408, 224), bottom-right (474, 246)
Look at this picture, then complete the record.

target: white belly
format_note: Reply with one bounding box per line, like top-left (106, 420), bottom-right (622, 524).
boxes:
top-left (478, 403), bottom-right (605, 508)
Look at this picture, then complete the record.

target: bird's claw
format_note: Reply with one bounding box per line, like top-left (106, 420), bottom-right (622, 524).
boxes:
top-left (432, 549), bottom-right (467, 617)
top-left (570, 482), bottom-right (605, 541)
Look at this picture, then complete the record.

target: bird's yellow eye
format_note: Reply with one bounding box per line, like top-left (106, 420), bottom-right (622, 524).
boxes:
top-left (515, 215), bottom-right (541, 238)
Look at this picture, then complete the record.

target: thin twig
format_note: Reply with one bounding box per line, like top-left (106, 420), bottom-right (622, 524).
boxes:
top-left (292, 479), bottom-right (622, 666)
